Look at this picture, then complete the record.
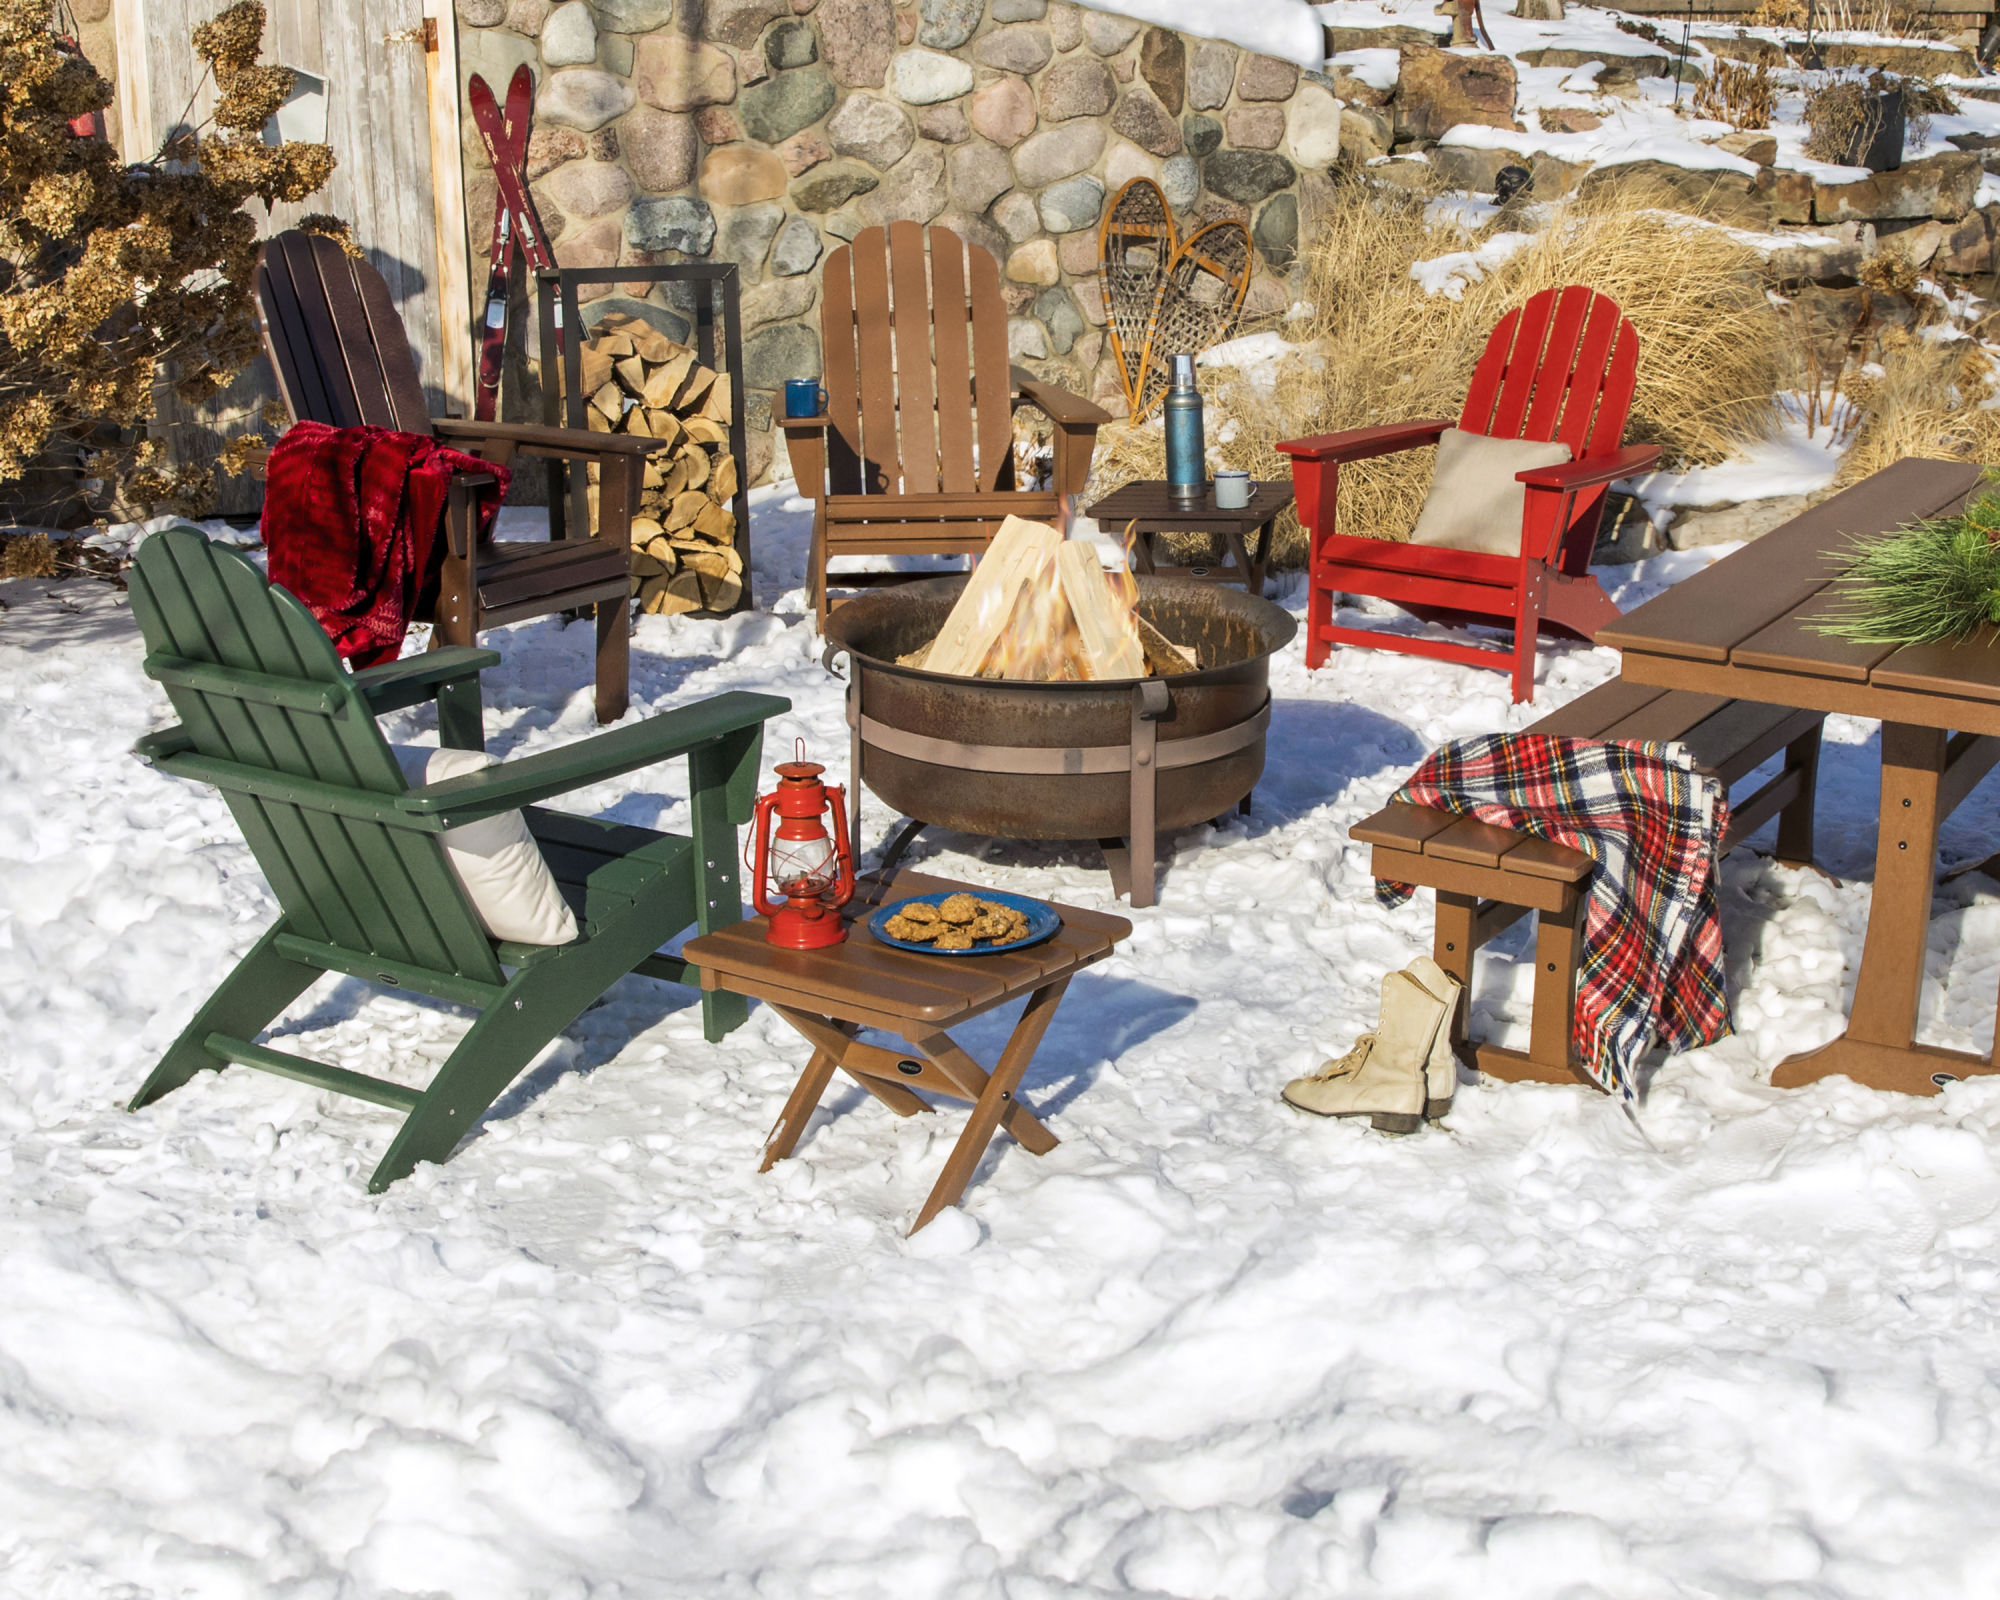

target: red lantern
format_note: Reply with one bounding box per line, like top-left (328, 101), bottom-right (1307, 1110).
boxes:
top-left (748, 744), bottom-right (855, 949)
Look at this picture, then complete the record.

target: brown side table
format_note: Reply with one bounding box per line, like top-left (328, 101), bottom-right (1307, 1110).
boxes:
top-left (1086, 479), bottom-right (1294, 598)
top-left (682, 869), bottom-right (1132, 1233)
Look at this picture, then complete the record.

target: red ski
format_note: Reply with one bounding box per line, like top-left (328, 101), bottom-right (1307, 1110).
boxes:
top-left (467, 65), bottom-right (560, 422)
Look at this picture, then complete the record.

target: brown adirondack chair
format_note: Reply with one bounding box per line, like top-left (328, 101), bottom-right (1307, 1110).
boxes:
top-left (256, 229), bottom-right (663, 723)
top-left (780, 221), bottom-right (1111, 623)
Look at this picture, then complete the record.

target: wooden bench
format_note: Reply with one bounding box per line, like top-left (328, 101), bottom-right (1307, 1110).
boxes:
top-left (1351, 680), bottom-right (1825, 1088)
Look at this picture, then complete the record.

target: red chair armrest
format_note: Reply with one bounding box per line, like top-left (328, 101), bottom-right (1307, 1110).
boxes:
top-left (1516, 444), bottom-right (1663, 491)
top-left (1276, 420), bottom-right (1453, 463)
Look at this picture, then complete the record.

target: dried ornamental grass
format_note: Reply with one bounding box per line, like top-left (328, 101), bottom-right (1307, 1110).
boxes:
top-left (1693, 62), bottom-right (1780, 130)
top-left (1836, 335), bottom-right (2000, 485)
top-left (1091, 176), bottom-right (1786, 564)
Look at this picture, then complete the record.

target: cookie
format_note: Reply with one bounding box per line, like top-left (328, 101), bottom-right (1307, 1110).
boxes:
top-left (938, 893), bottom-right (980, 925)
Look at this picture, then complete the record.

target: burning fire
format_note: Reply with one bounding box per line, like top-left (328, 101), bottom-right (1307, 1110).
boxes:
top-left (981, 502), bottom-right (1143, 681)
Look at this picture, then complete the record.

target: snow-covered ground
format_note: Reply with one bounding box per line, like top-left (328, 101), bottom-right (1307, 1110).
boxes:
top-left (8, 492), bottom-right (2000, 1595)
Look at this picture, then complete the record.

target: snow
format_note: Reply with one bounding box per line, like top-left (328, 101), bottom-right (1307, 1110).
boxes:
top-left (1409, 229), bottom-right (1535, 298)
top-left (1624, 402), bottom-right (1854, 510)
top-left (1092, 0), bottom-right (1324, 67)
top-left (12, 485), bottom-right (2000, 1593)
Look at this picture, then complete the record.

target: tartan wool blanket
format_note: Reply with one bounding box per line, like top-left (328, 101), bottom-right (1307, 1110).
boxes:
top-left (1378, 733), bottom-right (1732, 1099)
top-left (264, 421), bottom-right (507, 667)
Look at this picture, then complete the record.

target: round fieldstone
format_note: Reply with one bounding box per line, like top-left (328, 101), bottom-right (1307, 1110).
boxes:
top-left (778, 129), bottom-right (833, 174)
top-left (706, 0), bottom-right (788, 46)
top-left (527, 125), bottom-right (586, 180)
top-left (1204, 150), bottom-right (1294, 204)
top-left (1187, 41), bottom-right (1235, 110)
top-left (918, 0), bottom-right (981, 49)
top-left (539, 1), bottom-right (595, 63)
top-left (632, 35), bottom-right (736, 111)
top-left (537, 68), bottom-right (636, 130)
top-left (975, 25), bottom-right (1054, 74)
top-left (771, 213), bottom-right (825, 275)
top-left (1012, 121), bottom-right (1103, 187)
top-left (992, 190), bottom-right (1040, 241)
top-left (458, 0), bottom-right (506, 23)
top-left (1161, 153), bottom-right (1197, 208)
top-left (744, 321), bottom-right (822, 387)
top-left (935, 208), bottom-right (1009, 266)
top-left (1253, 192), bottom-right (1297, 268)
top-left (1226, 105), bottom-right (1285, 149)
top-left (1038, 173), bottom-right (1103, 232)
top-left (1235, 53), bottom-right (1300, 101)
top-left (1007, 238), bottom-right (1060, 284)
top-left (819, 0), bottom-right (897, 86)
top-left (1181, 112), bottom-right (1220, 158)
top-left (1039, 57), bottom-right (1112, 121)
top-left (969, 78), bottom-right (1036, 147)
top-left (739, 66), bottom-right (837, 143)
top-left (1047, 2), bottom-right (1081, 51)
top-left (699, 146), bottom-right (790, 204)
top-left (828, 93), bottom-right (915, 168)
top-left (1105, 138), bottom-right (1161, 191)
top-left (1112, 88), bottom-right (1181, 156)
top-left (855, 143), bottom-right (949, 226)
top-left (716, 201), bottom-right (787, 277)
top-left (619, 105), bottom-right (698, 189)
top-left (765, 18), bottom-right (819, 67)
top-left (949, 142), bottom-right (1013, 211)
top-left (889, 48), bottom-right (975, 104)
top-left (916, 102), bottom-right (970, 142)
top-left (1035, 286), bottom-right (1085, 353)
top-left (1008, 316), bottom-right (1048, 359)
top-left (594, 0), bottom-right (674, 27)
top-left (537, 158), bottom-right (632, 217)
top-left (1285, 81), bottom-right (1343, 169)
top-left (992, 0), bottom-right (1046, 16)
top-left (790, 160), bottom-right (881, 211)
top-left (626, 194), bottom-right (717, 253)
top-left (1082, 8), bottom-right (1140, 52)
top-left (1139, 28), bottom-right (1184, 115)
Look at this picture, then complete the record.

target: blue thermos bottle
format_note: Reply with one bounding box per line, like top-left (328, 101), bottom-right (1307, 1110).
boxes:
top-left (1164, 353), bottom-right (1205, 507)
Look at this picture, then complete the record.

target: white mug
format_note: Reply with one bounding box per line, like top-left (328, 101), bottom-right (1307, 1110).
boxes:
top-left (1213, 470), bottom-right (1251, 510)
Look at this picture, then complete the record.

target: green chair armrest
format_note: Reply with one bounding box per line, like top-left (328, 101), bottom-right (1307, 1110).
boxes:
top-left (350, 647), bottom-right (502, 714)
top-left (397, 690), bottom-right (791, 823)
top-left (134, 723), bottom-right (196, 763)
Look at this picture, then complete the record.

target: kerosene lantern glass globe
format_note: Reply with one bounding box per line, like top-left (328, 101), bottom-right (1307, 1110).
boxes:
top-left (768, 832), bottom-right (837, 896)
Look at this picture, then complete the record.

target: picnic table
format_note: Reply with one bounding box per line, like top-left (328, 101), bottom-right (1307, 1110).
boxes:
top-left (1598, 456), bottom-right (1998, 1096)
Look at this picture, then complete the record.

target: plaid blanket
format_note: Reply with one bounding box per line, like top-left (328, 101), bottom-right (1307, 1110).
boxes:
top-left (1378, 734), bottom-right (1731, 1099)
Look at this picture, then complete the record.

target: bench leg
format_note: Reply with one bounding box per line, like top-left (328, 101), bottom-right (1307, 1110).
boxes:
top-left (1433, 891), bottom-right (1477, 1048)
top-left (1474, 898), bottom-right (1596, 1089)
top-left (1773, 723), bottom-right (1821, 867)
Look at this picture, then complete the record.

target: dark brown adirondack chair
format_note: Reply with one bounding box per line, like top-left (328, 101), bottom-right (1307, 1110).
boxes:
top-left (780, 221), bottom-right (1111, 623)
top-left (256, 229), bottom-right (663, 723)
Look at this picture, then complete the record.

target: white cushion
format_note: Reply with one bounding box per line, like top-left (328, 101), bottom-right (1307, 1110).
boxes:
top-left (390, 745), bottom-right (580, 947)
top-left (1406, 427), bottom-right (1574, 557)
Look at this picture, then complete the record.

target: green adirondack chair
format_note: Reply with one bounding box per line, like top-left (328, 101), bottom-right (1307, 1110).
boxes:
top-left (126, 528), bottom-right (788, 1190)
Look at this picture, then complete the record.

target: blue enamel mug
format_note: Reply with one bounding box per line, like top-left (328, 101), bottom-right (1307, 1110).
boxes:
top-left (784, 378), bottom-right (828, 418)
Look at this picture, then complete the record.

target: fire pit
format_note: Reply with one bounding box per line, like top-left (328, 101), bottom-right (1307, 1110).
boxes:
top-left (823, 574), bottom-right (1296, 907)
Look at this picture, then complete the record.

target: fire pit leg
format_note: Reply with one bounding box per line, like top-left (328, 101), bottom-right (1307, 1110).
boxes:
top-left (876, 817), bottom-right (928, 876)
top-left (1126, 681), bottom-right (1170, 909)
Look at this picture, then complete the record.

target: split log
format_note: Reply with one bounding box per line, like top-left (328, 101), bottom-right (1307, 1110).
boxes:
top-left (923, 516), bottom-right (1064, 677)
top-left (1056, 543), bottom-right (1145, 681)
top-left (1137, 613), bottom-right (1197, 675)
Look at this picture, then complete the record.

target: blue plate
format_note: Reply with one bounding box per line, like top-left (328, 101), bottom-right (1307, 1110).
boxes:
top-left (867, 889), bottom-right (1061, 956)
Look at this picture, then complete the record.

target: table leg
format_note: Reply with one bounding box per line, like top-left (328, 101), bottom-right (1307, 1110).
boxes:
top-left (1773, 722), bottom-right (1988, 1093)
top-left (908, 976), bottom-right (1070, 1233)
top-left (761, 1046), bottom-right (840, 1171)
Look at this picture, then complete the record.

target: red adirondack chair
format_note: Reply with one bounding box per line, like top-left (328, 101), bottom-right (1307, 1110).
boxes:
top-left (1277, 286), bottom-right (1662, 703)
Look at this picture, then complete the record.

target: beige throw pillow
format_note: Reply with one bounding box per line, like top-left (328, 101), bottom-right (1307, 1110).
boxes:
top-left (1406, 427), bottom-right (1574, 557)
top-left (391, 744), bottom-right (580, 947)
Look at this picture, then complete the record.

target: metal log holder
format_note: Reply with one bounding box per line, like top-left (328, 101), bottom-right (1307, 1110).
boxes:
top-left (839, 661), bottom-right (1268, 909)
top-left (535, 263), bottom-right (754, 615)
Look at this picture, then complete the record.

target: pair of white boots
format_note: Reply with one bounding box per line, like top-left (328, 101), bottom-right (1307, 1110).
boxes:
top-left (1281, 957), bottom-right (1465, 1133)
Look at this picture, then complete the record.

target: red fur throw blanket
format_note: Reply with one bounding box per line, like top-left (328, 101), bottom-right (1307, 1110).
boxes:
top-left (264, 421), bottom-right (508, 666)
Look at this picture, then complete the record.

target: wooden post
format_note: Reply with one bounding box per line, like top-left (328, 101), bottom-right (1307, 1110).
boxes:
top-left (109, 0), bottom-right (155, 161)
top-left (422, 0), bottom-right (474, 417)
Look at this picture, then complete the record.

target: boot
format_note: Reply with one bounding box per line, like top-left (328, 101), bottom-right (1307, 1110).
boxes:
top-left (1281, 969), bottom-right (1447, 1133)
top-left (1404, 955), bottom-right (1466, 1120)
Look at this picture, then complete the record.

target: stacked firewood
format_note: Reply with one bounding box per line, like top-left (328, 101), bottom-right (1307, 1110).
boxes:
top-left (579, 310), bottom-right (743, 615)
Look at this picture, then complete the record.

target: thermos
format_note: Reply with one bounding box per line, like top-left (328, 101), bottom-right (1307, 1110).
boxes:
top-left (1163, 353), bottom-right (1205, 508)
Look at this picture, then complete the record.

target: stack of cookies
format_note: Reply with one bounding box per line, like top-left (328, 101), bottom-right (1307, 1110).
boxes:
top-left (880, 894), bottom-right (1032, 952)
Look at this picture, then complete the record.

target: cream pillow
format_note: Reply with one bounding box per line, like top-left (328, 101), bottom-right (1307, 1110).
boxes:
top-left (391, 744), bottom-right (580, 947)
top-left (1407, 427), bottom-right (1574, 557)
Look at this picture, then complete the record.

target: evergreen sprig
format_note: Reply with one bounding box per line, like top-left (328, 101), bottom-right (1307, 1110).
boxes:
top-left (1813, 483), bottom-right (2000, 647)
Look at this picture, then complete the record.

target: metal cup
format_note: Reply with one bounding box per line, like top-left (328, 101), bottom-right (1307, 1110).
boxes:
top-left (1213, 470), bottom-right (1251, 510)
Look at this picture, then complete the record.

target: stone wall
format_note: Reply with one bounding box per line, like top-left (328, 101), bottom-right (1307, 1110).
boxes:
top-left (453, 0), bottom-right (1340, 484)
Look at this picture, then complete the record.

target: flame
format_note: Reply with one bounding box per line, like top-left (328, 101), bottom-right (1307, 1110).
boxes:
top-left (975, 513), bottom-right (1144, 682)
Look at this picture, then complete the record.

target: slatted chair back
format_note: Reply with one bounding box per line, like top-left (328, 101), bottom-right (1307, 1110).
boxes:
top-left (129, 529), bottom-right (504, 986)
top-left (257, 230), bottom-right (434, 435)
top-left (819, 221), bottom-right (1015, 498)
top-left (1459, 285), bottom-right (1638, 570)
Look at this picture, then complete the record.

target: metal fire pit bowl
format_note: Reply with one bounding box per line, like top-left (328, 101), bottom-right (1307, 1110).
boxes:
top-left (822, 574), bottom-right (1297, 907)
